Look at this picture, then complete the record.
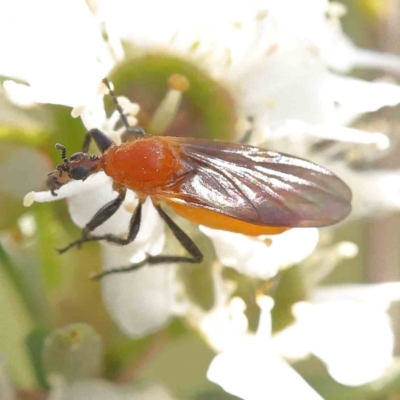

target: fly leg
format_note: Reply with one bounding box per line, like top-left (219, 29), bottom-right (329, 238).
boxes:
top-left (81, 128), bottom-right (115, 153)
top-left (102, 78), bottom-right (145, 137)
top-left (57, 188), bottom-right (128, 253)
top-left (81, 79), bottom-right (145, 153)
top-left (92, 205), bottom-right (203, 280)
top-left (81, 131), bottom-right (92, 153)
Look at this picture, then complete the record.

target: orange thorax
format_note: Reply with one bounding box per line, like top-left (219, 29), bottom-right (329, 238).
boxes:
top-left (102, 137), bottom-right (186, 195)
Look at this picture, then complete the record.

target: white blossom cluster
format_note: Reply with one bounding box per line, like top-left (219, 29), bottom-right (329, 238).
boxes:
top-left (2, 0), bottom-right (400, 398)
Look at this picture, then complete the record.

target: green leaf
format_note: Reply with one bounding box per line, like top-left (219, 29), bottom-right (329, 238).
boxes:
top-left (26, 328), bottom-right (49, 389)
top-left (0, 247), bottom-right (36, 389)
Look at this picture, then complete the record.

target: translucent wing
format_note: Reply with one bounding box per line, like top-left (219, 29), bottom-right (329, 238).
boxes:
top-left (156, 137), bottom-right (352, 228)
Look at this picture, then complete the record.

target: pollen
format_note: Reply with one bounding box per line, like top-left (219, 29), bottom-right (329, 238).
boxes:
top-left (168, 74), bottom-right (190, 92)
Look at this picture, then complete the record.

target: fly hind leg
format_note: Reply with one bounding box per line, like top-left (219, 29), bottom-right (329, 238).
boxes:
top-left (92, 205), bottom-right (203, 280)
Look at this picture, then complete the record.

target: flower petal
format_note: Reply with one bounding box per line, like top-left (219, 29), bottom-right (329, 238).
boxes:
top-left (330, 165), bottom-right (400, 219)
top-left (0, 0), bottom-right (111, 107)
top-left (328, 75), bottom-right (400, 125)
top-left (292, 295), bottom-right (396, 386)
top-left (101, 251), bottom-right (175, 338)
top-left (207, 340), bottom-right (323, 400)
top-left (200, 226), bottom-right (319, 279)
top-left (99, 199), bottom-right (177, 337)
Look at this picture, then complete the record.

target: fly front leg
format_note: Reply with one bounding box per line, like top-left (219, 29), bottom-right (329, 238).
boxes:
top-left (82, 128), bottom-right (115, 153)
top-left (81, 131), bottom-right (92, 153)
top-left (64, 201), bottom-right (143, 250)
top-left (102, 78), bottom-right (145, 138)
top-left (57, 187), bottom-right (127, 254)
top-left (92, 204), bottom-right (203, 280)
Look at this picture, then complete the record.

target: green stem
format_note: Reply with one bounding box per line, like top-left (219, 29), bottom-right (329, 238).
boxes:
top-left (0, 242), bottom-right (39, 324)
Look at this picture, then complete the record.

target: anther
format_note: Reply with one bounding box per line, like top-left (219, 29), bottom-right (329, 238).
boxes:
top-left (23, 191), bottom-right (36, 207)
top-left (168, 74), bottom-right (190, 92)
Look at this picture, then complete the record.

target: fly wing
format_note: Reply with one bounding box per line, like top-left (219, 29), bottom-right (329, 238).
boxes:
top-left (157, 137), bottom-right (352, 227)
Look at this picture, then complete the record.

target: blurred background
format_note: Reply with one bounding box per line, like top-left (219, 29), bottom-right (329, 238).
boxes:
top-left (2, 0), bottom-right (400, 399)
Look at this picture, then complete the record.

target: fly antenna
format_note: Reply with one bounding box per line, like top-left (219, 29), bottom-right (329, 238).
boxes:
top-left (102, 78), bottom-right (145, 136)
top-left (55, 143), bottom-right (69, 167)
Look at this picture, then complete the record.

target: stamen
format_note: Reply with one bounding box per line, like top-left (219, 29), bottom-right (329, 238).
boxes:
top-left (256, 294), bottom-right (274, 311)
top-left (278, 121), bottom-right (390, 149)
top-left (168, 74), bottom-right (190, 92)
top-left (228, 297), bottom-right (248, 334)
top-left (149, 74), bottom-right (190, 135)
top-left (255, 294), bottom-right (274, 339)
top-left (116, 96), bottom-right (140, 116)
top-left (71, 105), bottom-right (85, 118)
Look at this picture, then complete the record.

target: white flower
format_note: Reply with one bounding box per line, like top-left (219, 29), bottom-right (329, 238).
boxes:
top-left (200, 226), bottom-right (319, 279)
top-left (7, 0), bottom-right (400, 349)
top-left (89, 0), bottom-right (400, 281)
top-left (100, 237), bottom-right (177, 338)
top-left (95, 0), bottom-right (400, 129)
top-left (206, 296), bottom-right (324, 400)
top-left (270, 121), bottom-right (400, 218)
top-left (0, 0), bottom-right (111, 108)
top-left (274, 282), bottom-right (400, 386)
top-left (3, 1), bottom-right (400, 397)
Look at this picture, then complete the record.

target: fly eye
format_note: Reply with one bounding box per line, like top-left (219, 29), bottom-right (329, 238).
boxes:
top-left (69, 166), bottom-right (90, 180)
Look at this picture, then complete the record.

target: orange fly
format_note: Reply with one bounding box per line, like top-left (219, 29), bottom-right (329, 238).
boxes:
top-left (45, 78), bottom-right (352, 279)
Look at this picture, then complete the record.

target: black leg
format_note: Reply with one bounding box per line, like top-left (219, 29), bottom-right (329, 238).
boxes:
top-left (66, 202), bottom-right (143, 248)
top-left (103, 78), bottom-right (131, 132)
top-left (102, 77), bottom-right (145, 137)
top-left (81, 128), bottom-right (116, 154)
top-left (121, 126), bottom-right (146, 141)
top-left (92, 205), bottom-right (203, 280)
top-left (58, 189), bottom-right (127, 254)
top-left (81, 132), bottom-right (92, 153)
